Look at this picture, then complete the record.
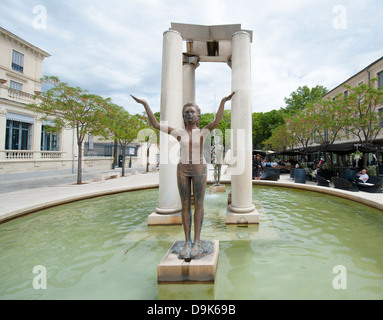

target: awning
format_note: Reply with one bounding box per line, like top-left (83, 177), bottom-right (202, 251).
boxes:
top-left (298, 143), bottom-right (380, 155)
top-left (7, 112), bottom-right (35, 124)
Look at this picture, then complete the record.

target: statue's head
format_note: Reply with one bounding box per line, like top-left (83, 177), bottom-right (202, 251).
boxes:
top-left (182, 102), bottom-right (201, 128)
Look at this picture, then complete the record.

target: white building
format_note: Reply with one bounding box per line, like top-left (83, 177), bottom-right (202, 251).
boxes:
top-left (0, 27), bottom-right (158, 175)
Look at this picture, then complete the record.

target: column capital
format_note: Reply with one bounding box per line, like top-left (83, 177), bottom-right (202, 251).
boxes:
top-left (232, 30), bottom-right (252, 39)
top-left (183, 53), bottom-right (200, 68)
top-left (164, 29), bottom-right (182, 37)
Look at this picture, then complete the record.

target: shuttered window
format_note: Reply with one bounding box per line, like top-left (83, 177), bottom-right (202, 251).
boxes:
top-left (11, 50), bottom-right (24, 73)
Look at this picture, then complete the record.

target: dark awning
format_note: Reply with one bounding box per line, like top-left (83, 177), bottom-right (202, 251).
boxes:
top-left (298, 143), bottom-right (379, 155)
top-left (326, 143), bottom-right (356, 155)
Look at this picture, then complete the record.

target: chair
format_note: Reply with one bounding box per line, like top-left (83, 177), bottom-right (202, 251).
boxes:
top-left (294, 168), bottom-right (306, 184)
top-left (260, 171), bottom-right (279, 181)
top-left (264, 167), bottom-right (281, 179)
top-left (331, 177), bottom-right (359, 192)
top-left (316, 174), bottom-right (330, 187)
top-left (356, 176), bottom-right (383, 193)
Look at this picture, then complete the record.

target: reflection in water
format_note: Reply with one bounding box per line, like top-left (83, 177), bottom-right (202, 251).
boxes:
top-left (1, 187), bottom-right (383, 299)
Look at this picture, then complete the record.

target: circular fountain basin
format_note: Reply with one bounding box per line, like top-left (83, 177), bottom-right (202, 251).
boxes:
top-left (1, 186), bottom-right (382, 300)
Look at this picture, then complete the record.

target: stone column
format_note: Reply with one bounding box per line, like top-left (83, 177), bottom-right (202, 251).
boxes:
top-left (0, 107), bottom-right (7, 161)
top-left (227, 31), bottom-right (258, 224)
top-left (183, 54), bottom-right (199, 104)
top-left (33, 117), bottom-right (42, 161)
top-left (148, 30), bottom-right (183, 225)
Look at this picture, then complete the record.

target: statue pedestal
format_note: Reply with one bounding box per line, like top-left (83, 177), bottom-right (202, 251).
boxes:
top-left (158, 240), bottom-right (219, 284)
top-left (148, 212), bottom-right (182, 226)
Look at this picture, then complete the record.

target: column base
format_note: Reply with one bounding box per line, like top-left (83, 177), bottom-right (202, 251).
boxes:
top-left (148, 211), bottom-right (182, 226)
top-left (226, 205), bottom-right (259, 224)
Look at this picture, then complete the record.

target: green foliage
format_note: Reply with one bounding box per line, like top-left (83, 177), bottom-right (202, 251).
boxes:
top-left (102, 103), bottom-right (147, 176)
top-left (283, 85), bottom-right (328, 115)
top-left (266, 80), bottom-right (383, 153)
top-left (26, 76), bottom-right (111, 184)
top-left (252, 110), bottom-right (285, 149)
top-left (335, 78), bottom-right (383, 145)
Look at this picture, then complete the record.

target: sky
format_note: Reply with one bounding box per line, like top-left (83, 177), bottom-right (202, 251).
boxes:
top-left (1, 0), bottom-right (383, 115)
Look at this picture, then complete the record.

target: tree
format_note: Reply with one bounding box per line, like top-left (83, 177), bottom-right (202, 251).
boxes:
top-left (27, 76), bottom-right (108, 184)
top-left (102, 103), bottom-right (146, 177)
top-left (252, 110), bottom-right (285, 149)
top-left (305, 98), bottom-right (345, 146)
top-left (339, 79), bottom-right (383, 146)
top-left (285, 109), bottom-right (315, 150)
top-left (265, 123), bottom-right (296, 153)
top-left (283, 85), bottom-right (328, 114)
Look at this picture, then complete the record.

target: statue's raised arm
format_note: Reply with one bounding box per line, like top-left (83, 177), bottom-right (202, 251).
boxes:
top-left (203, 92), bottom-right (235, 132)
top-left (131, 94), bottom-right (175, 135)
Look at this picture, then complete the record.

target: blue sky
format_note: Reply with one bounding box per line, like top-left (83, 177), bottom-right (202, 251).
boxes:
top-left (1, 0), bottom-right (383, 115)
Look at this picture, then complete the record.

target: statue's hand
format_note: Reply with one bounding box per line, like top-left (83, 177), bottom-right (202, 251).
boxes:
top-left (130, 94), bottom-right (147, 105)
top-left (223, 92), bottom-right (235, 102)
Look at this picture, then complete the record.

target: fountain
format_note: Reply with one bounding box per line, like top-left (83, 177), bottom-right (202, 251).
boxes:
top-left (1, 186), bottom-right (383, 299)
top-left (1, 23), bottom-right (383, 300)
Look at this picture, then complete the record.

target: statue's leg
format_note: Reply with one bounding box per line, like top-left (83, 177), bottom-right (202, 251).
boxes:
top-left (190, 171), bottom-right (207, 259)
top-left (177, 167), bottom-right (192, 258)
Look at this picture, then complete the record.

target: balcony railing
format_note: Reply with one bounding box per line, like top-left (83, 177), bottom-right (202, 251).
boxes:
top-left (0, 85), bottom-right (35, 104)
top-left (2, 150), bottom-right (63, 160)
top-left (8, 88), bottom-right (35, 104)
top-left (5, 151), bottom-right (34, 160)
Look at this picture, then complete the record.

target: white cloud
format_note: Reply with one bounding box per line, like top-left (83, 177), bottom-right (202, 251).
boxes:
top-left (1, 0), bottom-right (382, 114)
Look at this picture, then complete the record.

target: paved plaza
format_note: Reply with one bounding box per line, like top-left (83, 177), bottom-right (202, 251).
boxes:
top-left (1, 166), bottom-right (383, 224)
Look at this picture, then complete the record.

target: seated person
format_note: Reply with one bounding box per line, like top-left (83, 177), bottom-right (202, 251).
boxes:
top-left (355, 169), bottom-right (369, 183)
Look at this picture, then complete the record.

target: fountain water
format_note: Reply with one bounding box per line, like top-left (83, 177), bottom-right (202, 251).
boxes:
top-left (1, 186), bottom-right (383, 300)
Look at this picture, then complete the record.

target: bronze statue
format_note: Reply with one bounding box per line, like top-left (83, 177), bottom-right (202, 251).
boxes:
top-left (131, 93), bottom-right (234, 259)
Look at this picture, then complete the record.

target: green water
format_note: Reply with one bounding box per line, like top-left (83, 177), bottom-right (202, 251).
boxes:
top-left (1, 186), bottom-right (383, 300)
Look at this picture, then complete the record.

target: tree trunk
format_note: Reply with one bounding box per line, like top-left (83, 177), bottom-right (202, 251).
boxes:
top-left (77, 142), bottom-right (83, 184)
top-left (146, 144), bottom-right (150, 173)
top-left (363, 153), bottom-right (368, 169)
top-left (113, 138), bottom-right (118, 167)
top-left (121, 145), bottom-right (126, 177)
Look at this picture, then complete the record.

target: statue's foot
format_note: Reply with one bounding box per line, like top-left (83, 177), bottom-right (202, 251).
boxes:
top-left (179, 242), bottom-right (191, 259)
top-left (190, 242), bottom-right (201, 259)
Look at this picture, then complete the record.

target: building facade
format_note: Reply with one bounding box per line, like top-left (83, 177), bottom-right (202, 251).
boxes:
top-left (322, 56), bottom-right (383, 152)
top-left (0, 27), bottom-right (158, 174)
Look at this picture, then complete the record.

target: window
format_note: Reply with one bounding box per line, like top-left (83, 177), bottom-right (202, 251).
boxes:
top-left (344, 90), bottom-right (348, 97)
top-left (379, 108), bottom-right (383, 128)
top-left (11, 50), bottom-right (24, 73)
top-left (5, 120), bottom-right (31, 150)
top-left (10, 80), bottom-right (23, 91)
top-left (378, 71), bottom-right (383, 89)
top-left (41, 126), bottom-right (59, 151)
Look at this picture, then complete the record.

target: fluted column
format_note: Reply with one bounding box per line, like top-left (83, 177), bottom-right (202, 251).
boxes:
top-left (148, 30), bottom-right (183, 225)
top-left (227, 31), bottom-right (258, 224)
